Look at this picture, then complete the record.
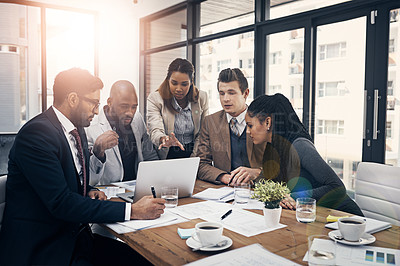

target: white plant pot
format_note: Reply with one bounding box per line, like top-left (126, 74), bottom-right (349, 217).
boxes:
top-left (263, 206), bottom-right (282, 228)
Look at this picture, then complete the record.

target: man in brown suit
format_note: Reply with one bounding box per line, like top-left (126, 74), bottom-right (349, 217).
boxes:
top-left (196, 68), bottom-right (265, 185)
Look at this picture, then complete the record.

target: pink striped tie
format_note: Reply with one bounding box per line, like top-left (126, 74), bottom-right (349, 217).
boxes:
top-left (70, 129), bottom-right (87, 196)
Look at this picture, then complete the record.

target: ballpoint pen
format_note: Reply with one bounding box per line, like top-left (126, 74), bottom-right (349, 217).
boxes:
top-left (151, 186), bottom-right (157, 198)
top-left (220, 209), bottom-right (232, 220)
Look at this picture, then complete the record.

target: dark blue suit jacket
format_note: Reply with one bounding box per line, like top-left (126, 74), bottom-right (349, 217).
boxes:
top-left (0, 108), bottom-right (126, 265)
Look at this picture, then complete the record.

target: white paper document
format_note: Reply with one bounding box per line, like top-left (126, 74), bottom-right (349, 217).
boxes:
top-left (192, 187), bottom-right (234, 202)
top-left (201, 208), bottom-right (286, 237)
top-left (232, 198), bottom-right (265, 210)
top-left (97, 187), bottom-right (125, 199)
top-left (185, 243), bottom-right (301, 266)
top-left (168, 201), bottom-right (232, 220)
top-left (104, 210), bottom-right (188, 234)
top-left (111, 180), bottom-right (136, 192)
top-left (325, 216), bottom-right (392, 234)
top-left (303, 239), bottom-right (400, 265)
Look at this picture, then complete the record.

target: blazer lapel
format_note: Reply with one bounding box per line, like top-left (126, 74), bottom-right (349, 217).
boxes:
top-left (218, 111), bottom-right (231, 162)
top-left (191, 101), bottom-right (200, 136)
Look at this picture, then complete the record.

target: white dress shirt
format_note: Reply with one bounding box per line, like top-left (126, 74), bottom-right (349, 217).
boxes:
top-left (226, 107), bottom-right (248, 136)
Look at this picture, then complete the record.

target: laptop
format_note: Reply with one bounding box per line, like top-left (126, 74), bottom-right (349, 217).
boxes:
top-left (132, 157), bottom-right (200, 202)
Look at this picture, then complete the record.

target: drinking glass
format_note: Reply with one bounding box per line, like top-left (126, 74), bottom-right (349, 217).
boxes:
top-left (161, 186), bottom-right (178, 208)
top-left (308, 235), bottom-right (336, 266)
top-left (296, 197), bottom-right (316, 223)
top-left (234, 183), bottom-right (250, 205)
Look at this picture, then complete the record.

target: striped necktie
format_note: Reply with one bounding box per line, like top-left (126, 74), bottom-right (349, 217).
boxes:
top-left (230, 117), bottom-right (240, 136)
top-left (70, 129), bottom-right (87, 196)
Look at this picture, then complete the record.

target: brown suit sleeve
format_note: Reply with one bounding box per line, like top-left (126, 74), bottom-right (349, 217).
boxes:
top-left (196, 115), bottom-right (227, 183)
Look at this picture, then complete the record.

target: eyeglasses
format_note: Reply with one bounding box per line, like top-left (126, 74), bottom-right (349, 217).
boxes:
top-left (80, 96), bottom-right (100, 111)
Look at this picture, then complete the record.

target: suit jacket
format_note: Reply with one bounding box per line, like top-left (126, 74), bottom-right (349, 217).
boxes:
top-left (85, 107), bottom-right (159, 185)
top-left (196, 110), bottom-right (265, 183)
top-left (0, 108), bottom-right (126, 265)
top-left (147, 90), bottom-right (209, 159)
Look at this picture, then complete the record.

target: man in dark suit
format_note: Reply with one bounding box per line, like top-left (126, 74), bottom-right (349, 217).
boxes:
top-left (0, 68), bottom-right (165, 265)
top-left (196, 68), bottom-right (265, 185)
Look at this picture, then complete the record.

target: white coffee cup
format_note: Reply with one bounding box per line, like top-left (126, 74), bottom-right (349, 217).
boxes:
top-left (338, 217), bottom-right (366, 241)
top-left (194, 222), bottom-right (223, 246)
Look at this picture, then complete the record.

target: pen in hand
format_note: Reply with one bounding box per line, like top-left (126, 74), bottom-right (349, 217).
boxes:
top-left (151, 186), bottom-right (157, 198)
top-left (220, 209), bottom-right (232, 220)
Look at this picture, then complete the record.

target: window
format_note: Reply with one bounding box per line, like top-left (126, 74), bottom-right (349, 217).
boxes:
top-left (317, 120), bottom-right (345, 135)
top-left (268, 85), bottom-right (282, 95)
top-left (387, 80), bottom-right (394, 96)
top-left (319, 42), bottom-right (346, 60)
top-left (217, 59), bottom-right (232, 72)
top-left (318, 81), bottom-right (346, 97)
top-left (269, 51), bottom-right (282, 65)
top-left (290, 85), bottom-right (303, 100)
top-left (200, 0), bottom-right (254, 37)
top-left (198, 33), bottom-right (254, 114)
top-left (248, 58), bottom-right (254, 69)
top-left (389, 39), bottom-right (395, 53)
top-left (386, 121), bottom-right (392, 138)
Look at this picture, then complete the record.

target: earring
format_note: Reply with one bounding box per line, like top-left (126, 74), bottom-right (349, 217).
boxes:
top-left (267, 127), bottom-right (270, 131)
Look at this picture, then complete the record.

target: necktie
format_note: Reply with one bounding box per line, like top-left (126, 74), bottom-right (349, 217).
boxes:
top-left (70, 129), bottom-right (87, 196)
top-left (230, 117), bottom-right (240, 136)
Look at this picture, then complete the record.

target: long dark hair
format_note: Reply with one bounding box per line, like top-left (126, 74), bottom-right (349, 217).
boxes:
top-left (158, 58), bottom-right (199, 112)
top-left (247, 93), bottom-right (312, 182)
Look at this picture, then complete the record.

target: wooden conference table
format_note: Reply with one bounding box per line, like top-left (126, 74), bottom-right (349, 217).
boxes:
top-left (107, 180), bottom-right (400, 265)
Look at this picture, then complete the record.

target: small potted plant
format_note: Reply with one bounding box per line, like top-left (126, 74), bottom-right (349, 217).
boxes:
top-left (251, 179), bottom-right (290, 228)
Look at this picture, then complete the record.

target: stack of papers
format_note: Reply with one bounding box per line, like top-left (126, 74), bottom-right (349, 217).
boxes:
top-left (192, 187), bottom-right (234, 202)
top-left (325, 216), bottom-right (392, 234)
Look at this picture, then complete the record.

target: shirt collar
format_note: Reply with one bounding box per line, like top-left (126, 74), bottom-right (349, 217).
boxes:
top-left (172, 97), bottom-right (191, 112)
top-left (52, 106), bottom-right (76, 133)
top-left (226, 106), bottom-right (248, 124)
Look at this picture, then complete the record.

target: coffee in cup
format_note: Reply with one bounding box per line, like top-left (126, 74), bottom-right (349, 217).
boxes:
top-left (338, 217), bottom-right (366, 241)
top-left (194, 222), bottom-right (223, 246)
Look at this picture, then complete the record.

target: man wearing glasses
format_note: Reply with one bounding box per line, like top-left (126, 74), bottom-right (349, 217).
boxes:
top-left (86, 80), bottom-right (159, 186)
top-left (0, 68), bottom-right (164, 265)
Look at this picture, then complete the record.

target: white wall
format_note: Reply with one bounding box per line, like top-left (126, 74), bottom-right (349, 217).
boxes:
top-left (29, 0), bottom-right (183, 105)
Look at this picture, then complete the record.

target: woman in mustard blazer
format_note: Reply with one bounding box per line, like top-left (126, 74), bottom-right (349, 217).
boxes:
top-left (147, 58), bottom-right (208, 159)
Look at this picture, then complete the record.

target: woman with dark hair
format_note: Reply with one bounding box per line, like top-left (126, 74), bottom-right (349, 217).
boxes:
top-left (147, 58), bottom-right (209, 159)
top-left (246, 93), bottom-right (363, 215)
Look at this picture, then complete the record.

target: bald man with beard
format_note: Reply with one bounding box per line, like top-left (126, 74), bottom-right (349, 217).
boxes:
top-left (86, 80), bottom-right (159, 186)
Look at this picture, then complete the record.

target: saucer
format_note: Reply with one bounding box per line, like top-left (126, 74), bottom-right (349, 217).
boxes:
top-left (186, 235), bottom-right (233, 251)
top-left (328, 230), bottom-right (376, 245)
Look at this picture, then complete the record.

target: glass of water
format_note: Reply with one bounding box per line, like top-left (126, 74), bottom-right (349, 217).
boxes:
top-left (161, 186), bottom-right (178, 208)
top-left (308, 235), bottom-right (336, 266)
top-left (234, 183), bottom-right (250, 205)
top-left (296, 197), bottom-right (316, 223)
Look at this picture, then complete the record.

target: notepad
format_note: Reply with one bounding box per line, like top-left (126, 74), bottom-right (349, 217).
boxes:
top-left (192, 187), bottom-right (234, 202)
top-left (177, 228), bottom-right (195, 239)
top-left (325, 216), bottom-right (392, 234)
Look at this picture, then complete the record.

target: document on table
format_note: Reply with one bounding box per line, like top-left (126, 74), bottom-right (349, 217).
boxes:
top-left (192, 187), bottom-right (234, 202)
top-left (232, 197), bottom-right (265, 210)
top-left (111, 180), bottom-right (136, 192)
top-left (185, 243), bottom-right (301, 266)
top-left (303, 239), bottom-right (400, 265)
top-left (325, 216), bottom-right (392, 234)
top-left (97, 186), bottom-right (125, 199)
top-left (104, 210), bottom-right (188, 234)
top-left (201, 208), bottom-right (286, 237)
top-left (168, 201), bottom-right (232, 220)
